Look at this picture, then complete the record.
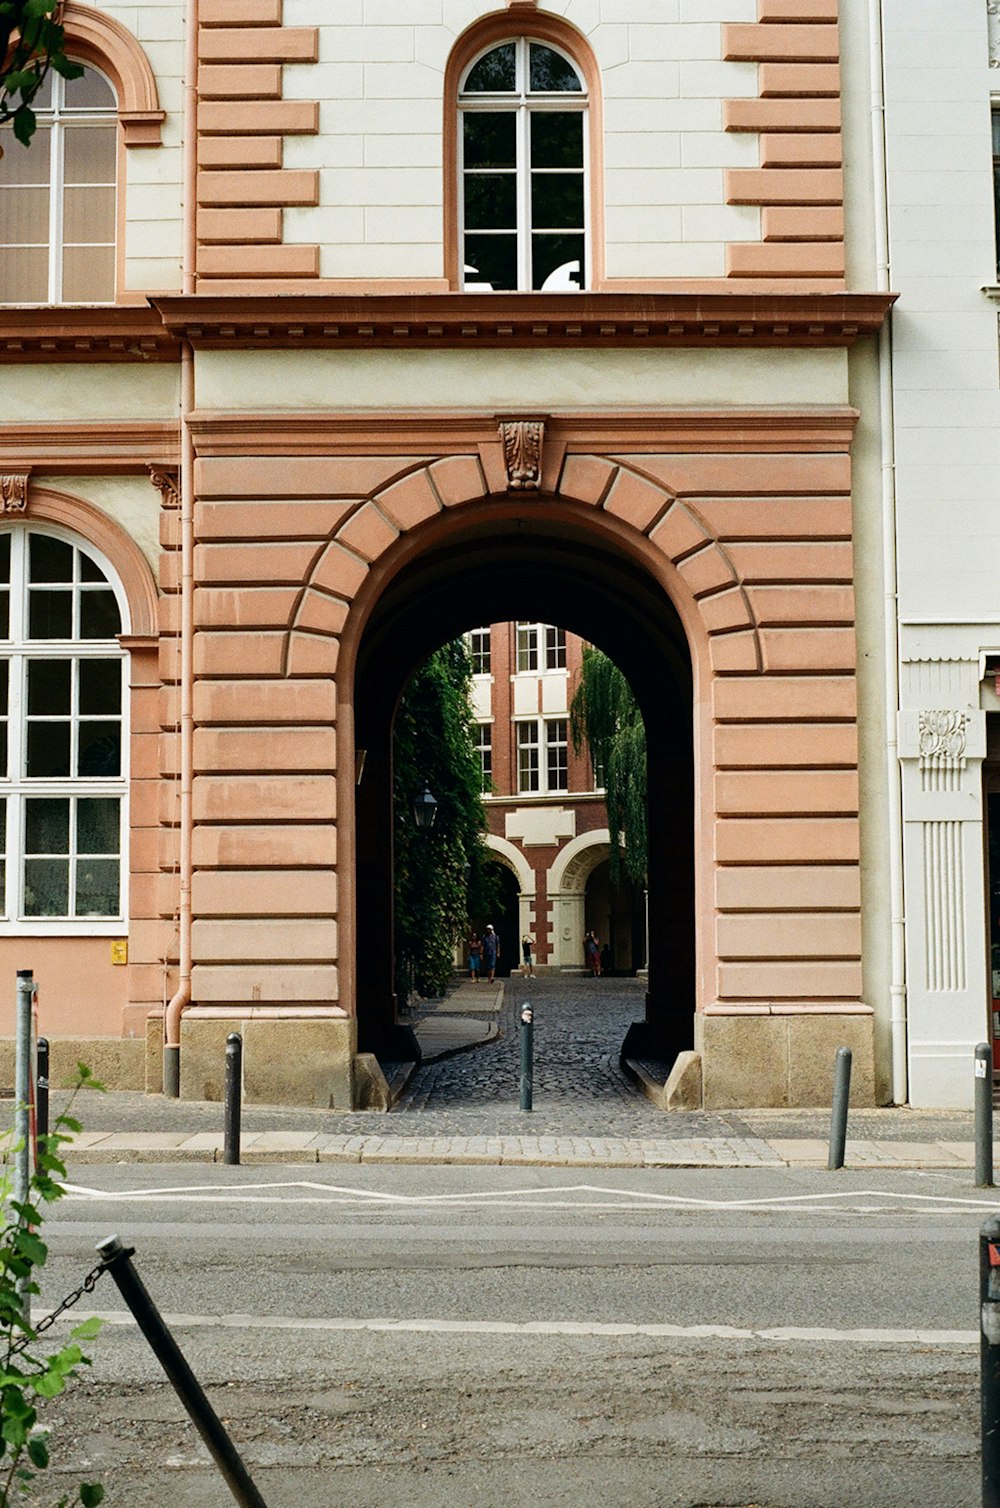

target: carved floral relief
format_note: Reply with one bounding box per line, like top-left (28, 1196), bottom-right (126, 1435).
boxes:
top-left (498, 419), bottom-right (544, 490)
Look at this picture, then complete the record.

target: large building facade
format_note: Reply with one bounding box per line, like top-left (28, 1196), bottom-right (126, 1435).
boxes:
top-left (2, 0), bottom-right (981, 1111)
top-left (468, 622), bottom-right (646, 978)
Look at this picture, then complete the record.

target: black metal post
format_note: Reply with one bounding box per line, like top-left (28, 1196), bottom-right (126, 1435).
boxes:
top-left (978, 1043), bottom-right (995, 1189)
top-left (519, 1003), bottom-right (533, 1112)
top-left (95, 1235), bottom-right (269, 1508)
top-left (36, 1036), bottom-right (49, 1146)
top-left (224, 1032), bottom-right (242, 1167)
top-left (982, 1215), bottom-right (1000, 1506)
top-left (827, 1045), bottom-right (852, 1171)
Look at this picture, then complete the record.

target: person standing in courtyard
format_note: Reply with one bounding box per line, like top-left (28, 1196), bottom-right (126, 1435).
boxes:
top-left (482, 924), bottom-right (499, 983)
top-left (468, 930), bottom-right (481, 981)
top-left (585, 930), bottom-right (601, 976)
top-left (522, 934), bottom-right (534, 977)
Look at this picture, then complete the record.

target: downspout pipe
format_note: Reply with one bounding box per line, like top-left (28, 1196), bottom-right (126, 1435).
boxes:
top-left (869, 0), bottom-right (907, 1103)
top-left (164, 0), bottom-right (198, 1096)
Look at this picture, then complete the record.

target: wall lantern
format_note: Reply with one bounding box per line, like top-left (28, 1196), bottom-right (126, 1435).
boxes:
top-left (412, 787), bottom-right (438, 832)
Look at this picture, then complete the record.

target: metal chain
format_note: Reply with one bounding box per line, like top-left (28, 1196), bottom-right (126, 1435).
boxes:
top-left (8, 1260), bottom-right (107, 1357)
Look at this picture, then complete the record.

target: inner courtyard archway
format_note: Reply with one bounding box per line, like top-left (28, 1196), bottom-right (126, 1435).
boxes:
top-left (349, 501), bottom-right (695, 1071)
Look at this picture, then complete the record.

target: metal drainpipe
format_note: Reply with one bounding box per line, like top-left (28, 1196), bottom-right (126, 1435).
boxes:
top-left (163, 0), bottom-right (199, 1097)
top-left (869, 0), bottom-right (907, 1105)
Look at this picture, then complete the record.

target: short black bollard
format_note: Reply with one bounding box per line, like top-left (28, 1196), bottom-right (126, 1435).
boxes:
top-left (977, 1043), bottom-right (995, 1189)
top-left (827, 1045), bottom-right (852, 1171)
top-left (36, 1036), bottom-right (49, 1147)
top-left (520, 1003), bottom-right (533, 1112)
top-left (224, 1032), bottom-right (242, 1167)
top-left (982, 1215), bottom-right (1000, 1506)
top-left (96, 1235), bottom-right (269, 1508)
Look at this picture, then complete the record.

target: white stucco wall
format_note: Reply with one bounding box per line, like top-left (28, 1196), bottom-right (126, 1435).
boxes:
top-left (282, 0), bottom-right (760, 282)
top-left (883, 0), bottom-right (1000, 1105)
top-left (96, 0), bottom-right (185, 293)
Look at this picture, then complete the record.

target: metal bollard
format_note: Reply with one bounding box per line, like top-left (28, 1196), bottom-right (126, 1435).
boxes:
top-left (978, 1043), bottom-right (995, 1189)
top-left (520, 1004), bottom-right (533, 1112)
top-left (36, 1036), bottom-right (49, 1147)
top-left (223, 1032), bottom-right (242, 1167)
top-left (827, 1045), bottom-right (852, 1171)
top-left (96, 1235), bottom-right (269, 1508)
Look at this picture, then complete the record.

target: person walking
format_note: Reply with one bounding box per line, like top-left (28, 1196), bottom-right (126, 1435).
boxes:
top-left (585, 930), bottom-right (601, 977)
top-left (521, 934), bottom-right (534, 977)
top-left (468, 930), bottom-right (481, 981)
top-left (482, 924), bottom-right (499, 984)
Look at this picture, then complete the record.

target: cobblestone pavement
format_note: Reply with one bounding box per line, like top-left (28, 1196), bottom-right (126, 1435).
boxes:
top-left (397, 975), bottom-right (732, 1137)
top-left (51, 974), bottom-right (982, 1157)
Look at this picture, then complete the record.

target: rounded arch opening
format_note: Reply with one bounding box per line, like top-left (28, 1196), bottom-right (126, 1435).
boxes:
top-left (347, 504), bottom-right (695, 1070)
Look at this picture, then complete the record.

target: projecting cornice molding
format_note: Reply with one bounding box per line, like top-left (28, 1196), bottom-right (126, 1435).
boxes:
top-left (0, 422), bottom-right (179, 474)
top-left (0, 293), bottom-right (894, 361)
top-left (152, 291), bottom-right (895, 350)
top-left (0, 307), bottom-right (176, 362)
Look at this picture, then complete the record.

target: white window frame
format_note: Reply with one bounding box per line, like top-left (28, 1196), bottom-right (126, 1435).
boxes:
top-left (0, 525), bottom-right (129, 935)
top-left (474, 720), bottom-right (493, 793)
top-left (516, 716), bottom-right (568, 795)
top-left (516, 622), bottom-right (565, 674)
top-left (0, 64), bottom-right (118, 307)
top-left (458, 35), bottom-right (589, 293)
top-left (468, 627), bottom-right (492, 677)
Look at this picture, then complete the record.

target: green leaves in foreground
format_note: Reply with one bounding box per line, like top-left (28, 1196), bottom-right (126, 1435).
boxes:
top-left (0, 1), bottom-right (83, 148)
top-left (0, 1065), bottom-right (105, 1505)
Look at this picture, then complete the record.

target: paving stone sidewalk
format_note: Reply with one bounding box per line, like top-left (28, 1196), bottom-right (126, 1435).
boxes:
top-left (50, 976), bottom-right (989, 1169)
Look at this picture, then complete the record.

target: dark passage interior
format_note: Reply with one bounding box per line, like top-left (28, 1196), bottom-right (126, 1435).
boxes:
top-left (352, 502), bottom-right (695, 1075)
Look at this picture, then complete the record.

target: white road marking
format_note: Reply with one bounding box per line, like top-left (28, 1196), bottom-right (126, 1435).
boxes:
top-left (55, 1309), bottom-right (978, 1346)
top-left (60, 1178), bottom-right (1000, 1215)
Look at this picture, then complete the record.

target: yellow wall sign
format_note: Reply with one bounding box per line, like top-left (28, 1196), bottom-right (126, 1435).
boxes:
top-left (110, 940), bottom-right (128, 966)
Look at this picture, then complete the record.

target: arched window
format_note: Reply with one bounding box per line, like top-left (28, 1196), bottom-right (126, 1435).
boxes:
top-left (459, 37), bottom-right (588, 292)
top-left (0, 64), bottom-right (118, 304)
top-left (0, 527), bottom-right (127, 929)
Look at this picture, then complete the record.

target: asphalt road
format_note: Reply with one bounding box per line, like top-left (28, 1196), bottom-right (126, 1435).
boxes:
top-left (28, 1162), bottom-right (990, 1507)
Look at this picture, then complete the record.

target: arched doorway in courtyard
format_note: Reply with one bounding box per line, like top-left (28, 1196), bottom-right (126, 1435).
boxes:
top-left (347, 498), bottom-right (695, 1072)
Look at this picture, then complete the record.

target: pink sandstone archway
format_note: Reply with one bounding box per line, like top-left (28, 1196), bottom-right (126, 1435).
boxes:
top-left (160, 411), bottom-right (865, 1107)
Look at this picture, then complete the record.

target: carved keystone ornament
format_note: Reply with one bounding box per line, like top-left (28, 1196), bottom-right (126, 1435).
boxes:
top-left (498, 418), bottom-right (544, 490)
top-left (0, 473), bottom-right (30, 513)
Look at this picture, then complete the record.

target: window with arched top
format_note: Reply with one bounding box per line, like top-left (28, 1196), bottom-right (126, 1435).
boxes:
top-left (459, 36), bottom-right (589, 292)
top-left (0, 64), bottom-right (118, 304)
top-left (0, 527), bottom-right (128, 929)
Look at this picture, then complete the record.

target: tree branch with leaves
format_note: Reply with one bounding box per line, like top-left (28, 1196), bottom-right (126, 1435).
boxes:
top-left (570, 646), bottom-right (647, 886)
top-left (1, 0), bottom-right (82, 149)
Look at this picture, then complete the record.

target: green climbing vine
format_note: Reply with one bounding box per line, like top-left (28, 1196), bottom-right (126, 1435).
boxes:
top-left (394, 638), bottom-right (497, 998)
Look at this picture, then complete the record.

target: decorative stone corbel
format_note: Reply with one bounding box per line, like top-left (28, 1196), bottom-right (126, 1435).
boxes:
top-left (498, 418), bottom-right (544, 490)
top-left (148, 466), bottom-right (180, 508)
top-left (918, 709), bottom-right (968, 771)
top-left (0, 472), bottom-right (30, 513)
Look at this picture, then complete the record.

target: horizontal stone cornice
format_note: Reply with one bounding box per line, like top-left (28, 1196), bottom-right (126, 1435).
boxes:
top-left (188, 406), bottom-right (860, 457)
top-left (0, 420), bottom-right (180, 473)
top-left (0, 294), bottom-right (895, 362)
top-left (153, 291), bottom-right (895, 350)
top-left (0, 307), bottom-right (176, 362)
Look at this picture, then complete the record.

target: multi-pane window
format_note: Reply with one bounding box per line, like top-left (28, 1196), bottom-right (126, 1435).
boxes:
top-left (0, 66), bottom-right (118, 305)
top-left (459, 36), bottom-right (587, 292)
top-left (546, 717), bottom-right (568, 791)
top-left (0, 530), bottom-right (127, 928)
top-left (475, 722), bottom-right (492, 793)
top-left (516, 622), bottom-right (566, 673)
top-left (469, 628), bottom-right (491, 676)
top-left (516, 718), bottom-right (568, 794)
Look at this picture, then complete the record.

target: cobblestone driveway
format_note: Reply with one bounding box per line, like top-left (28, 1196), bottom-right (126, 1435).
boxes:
top-left (397, 975), bottom-right (685, 1135)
